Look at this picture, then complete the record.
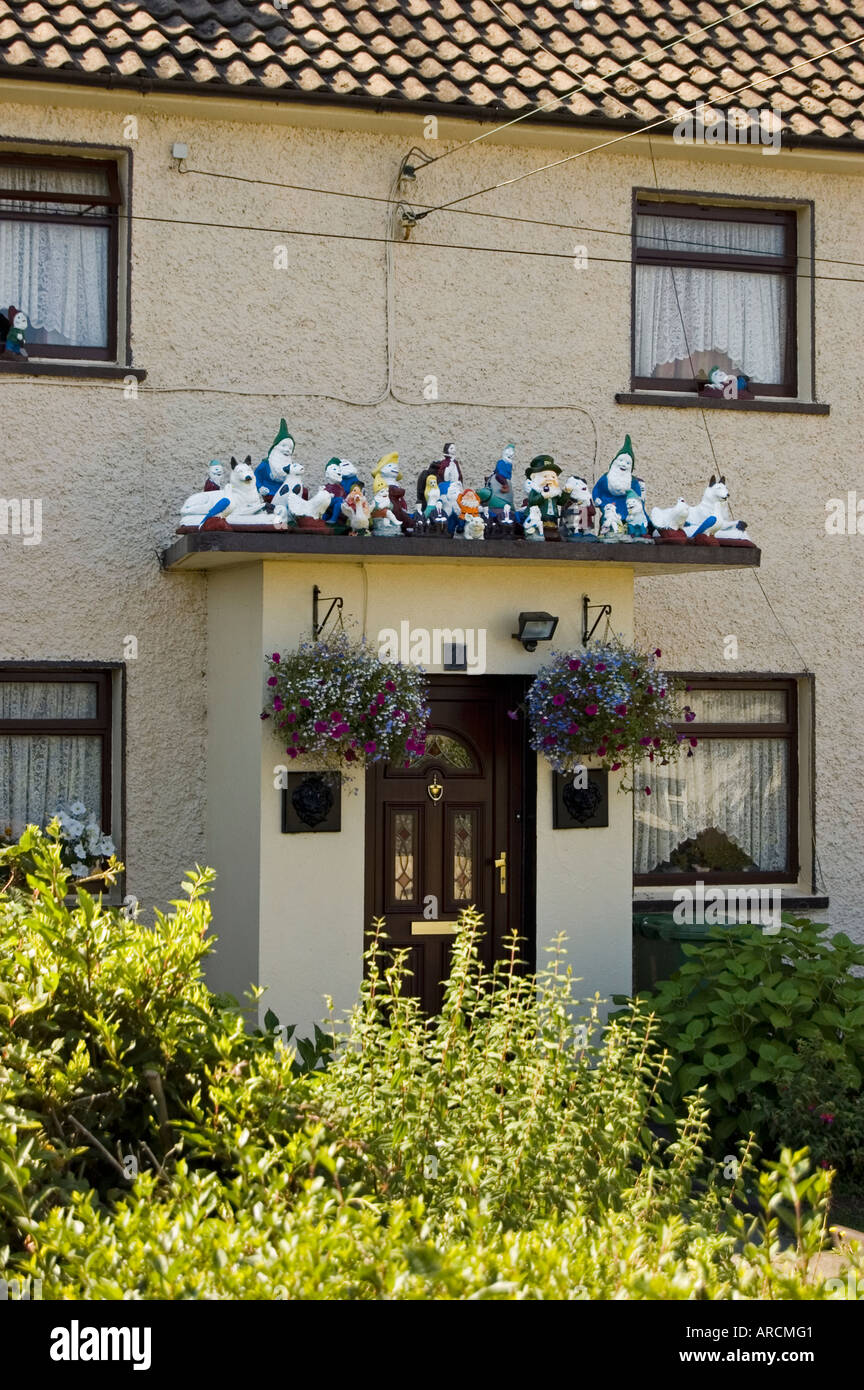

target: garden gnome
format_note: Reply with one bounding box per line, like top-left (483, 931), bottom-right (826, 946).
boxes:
top-left (522, 505), bottom-right (545, 542)
top-left (599, 501), bottom-right (625, 540)
top-left (373, 453), bottom-right (414, 534)
top-left (341, 480), bottom-right (372, 537)
top-left (204, 461), bottom-right (225, 492)
top-left (592, 436), bottom-right (646, 524)
top-left (452, 487), bottom-right (485, 539)
top-left (371, 481), bottom-right (402, 537)
top-left (4, 307), bottom-right (28, 359)
top-left (417, 441), bottom-right (464, 505)
top-left (255, 419), bottom-right (296, 503)
top-left (559, 475), bottom-right (596, 540)
top-left (624, 490), bottom-right (651, 540)
top-left (523, 455), bottom-right (562, 540)
top-left (321, 457), bottom-right (348, 528)
top-left (484, 444), bottom-right (517, 514)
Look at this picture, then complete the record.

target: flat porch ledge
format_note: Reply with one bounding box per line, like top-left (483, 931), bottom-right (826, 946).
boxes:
top-left (161, 531), bottom-right (761, 576)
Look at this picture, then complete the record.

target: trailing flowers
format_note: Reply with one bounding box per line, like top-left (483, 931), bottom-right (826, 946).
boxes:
top-left (521, 641), bottom-right (696, 790)
top-left (262, 633), bottom-right (430, 770)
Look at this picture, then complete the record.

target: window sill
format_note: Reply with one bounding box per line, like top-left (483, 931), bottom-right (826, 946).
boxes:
top-left (632, 893), bottom-right (829, 914)
top-left (616, 391), bottom-right (829, 416)
top-left (0, 360), bottom-right (146, 381)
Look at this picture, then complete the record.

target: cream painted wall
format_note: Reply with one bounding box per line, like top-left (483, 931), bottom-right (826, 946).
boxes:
top-left (1, 86), bottom-right (861, 987)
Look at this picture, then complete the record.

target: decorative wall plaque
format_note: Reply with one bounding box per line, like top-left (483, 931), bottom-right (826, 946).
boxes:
top-left (281, 772), bottom-right (342, 833)
top-left (552, 769), bottom-right (609, 829)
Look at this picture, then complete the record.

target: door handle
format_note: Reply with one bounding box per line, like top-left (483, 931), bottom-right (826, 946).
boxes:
top-left (494, 850), bottom-right (507, 895)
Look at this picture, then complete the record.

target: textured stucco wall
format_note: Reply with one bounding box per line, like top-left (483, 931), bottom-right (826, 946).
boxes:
top-left (1, 91), bottom-right (861, 956)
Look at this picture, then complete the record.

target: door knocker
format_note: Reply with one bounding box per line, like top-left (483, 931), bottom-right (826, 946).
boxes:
top-left (427, 773), bottom-right (444, 803)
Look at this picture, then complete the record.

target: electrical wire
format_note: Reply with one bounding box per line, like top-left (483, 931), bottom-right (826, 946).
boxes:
top-left (417, 0), bottom-right (772, 168)
top-left (416, 36), bottom-right (864, 217)
top-left (178, 166), bottom-right (864, 270)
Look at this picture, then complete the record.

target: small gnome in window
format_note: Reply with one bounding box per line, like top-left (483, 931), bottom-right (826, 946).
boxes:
top-left (4, 306), bottom-right (28, 359)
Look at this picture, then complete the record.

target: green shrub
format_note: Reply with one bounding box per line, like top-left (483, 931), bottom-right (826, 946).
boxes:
top-left (627, 917), bottom-right (864, 1145)
top-left (1, 830), bottom-right (859, 1300)
top-left (764, 1041), bottom-right (864, 1192)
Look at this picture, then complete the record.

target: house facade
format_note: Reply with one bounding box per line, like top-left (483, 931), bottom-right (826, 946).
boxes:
top-left (1, 1), bottom-right (860, 1034)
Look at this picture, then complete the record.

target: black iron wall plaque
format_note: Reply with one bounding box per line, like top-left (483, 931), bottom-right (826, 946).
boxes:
top-left (553, 769), bottom-right (609, 829)
top-left (281, 772), bottom-right (342, 833)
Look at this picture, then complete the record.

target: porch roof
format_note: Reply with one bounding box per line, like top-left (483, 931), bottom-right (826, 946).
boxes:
top-left (161, 530), bottom-right (761, 577)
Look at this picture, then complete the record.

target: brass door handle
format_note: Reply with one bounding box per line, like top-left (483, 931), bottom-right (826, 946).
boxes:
top-left (494, 850), bottom-right (507, 895)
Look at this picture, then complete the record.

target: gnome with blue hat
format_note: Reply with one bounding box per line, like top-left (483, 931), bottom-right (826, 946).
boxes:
top-left (592, 435), bottom-right (646, 525)
top-left (484, 443), bottom-right (516, 512)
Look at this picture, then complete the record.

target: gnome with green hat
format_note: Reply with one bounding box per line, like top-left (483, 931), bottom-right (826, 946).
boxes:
top-left (522, 454), bottom-right (563, 539)
top-left (591, 435), bottom-right (646, 525)
top-left (255, 418), bottom-right (297, 504)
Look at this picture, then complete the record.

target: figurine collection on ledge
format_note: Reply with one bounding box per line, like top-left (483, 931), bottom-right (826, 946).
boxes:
top-left (177, 423), bottom-right (755, 547)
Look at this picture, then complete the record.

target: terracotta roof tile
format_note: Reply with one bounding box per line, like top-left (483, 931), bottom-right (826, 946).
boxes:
top-left (0, 0), bottom-right (860, 144)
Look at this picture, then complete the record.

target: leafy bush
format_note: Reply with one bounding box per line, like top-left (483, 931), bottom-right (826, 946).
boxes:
top-left (629, 917), bottom-right (864, 1145)
top-left (1, 830), bottom-right (858, 1300)
top-left (765, 1041), bottom-right (864, 1192)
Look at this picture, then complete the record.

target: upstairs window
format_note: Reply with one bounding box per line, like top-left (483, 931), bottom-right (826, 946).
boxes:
top-left (0, 155), bottom-right (120, 361)
top-left (633, 200), bottom-right (797, 396)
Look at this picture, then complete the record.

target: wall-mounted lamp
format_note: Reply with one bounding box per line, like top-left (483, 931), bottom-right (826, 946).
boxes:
top-left (512, 611), bottom-right (559, 653)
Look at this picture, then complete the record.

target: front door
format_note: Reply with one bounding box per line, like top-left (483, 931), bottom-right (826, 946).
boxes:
top-left (366, 675), bottom-right (531, 1014)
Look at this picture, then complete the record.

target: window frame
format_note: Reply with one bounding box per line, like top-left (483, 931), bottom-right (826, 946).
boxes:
top-left (0, 153), bottom-right (121, 362)
top-left (0, 665), bottom-right (114, 843)
top-left (634, 675), bottom-right (799, 887)
top-left (631, 197), bottom-right (798, 398)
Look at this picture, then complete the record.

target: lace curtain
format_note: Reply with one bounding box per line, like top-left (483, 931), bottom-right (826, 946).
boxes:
top-left (635, 215), bottom-right (789, 383)
top-left (634, 738), bottom-right (789, 875)
top-left (0, 682), bottom-right (102, 837)
top-left (0, 164), bottom-right (110, 347)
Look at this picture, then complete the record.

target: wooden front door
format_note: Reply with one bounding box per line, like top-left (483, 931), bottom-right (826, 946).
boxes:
top-left (366, 675), bottom-right (531, 1014)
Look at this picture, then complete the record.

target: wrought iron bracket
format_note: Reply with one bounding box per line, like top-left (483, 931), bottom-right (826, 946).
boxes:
top-left (582, 595), bottom-right (612, 646)
top-left (312, 584), bottom-right (343, 641)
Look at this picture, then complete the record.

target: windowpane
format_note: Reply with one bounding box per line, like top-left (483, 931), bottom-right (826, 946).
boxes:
top-left (406, 732), bottom-right (475, 771)
top-left (636, 214), bottom-right (786, 258)
top-left (452, 811), bottom-right (474, 901)
top-left (634, 738), bottom-right (789, 874)
top-left (0, 681), bottom-right (98, 720)
top-left (635, 262), bottom-right (789, 382)
top-left (393, 811), bottom-right (416, 901)
top-left (0, 733), bottom-right (102, 838)
top-left (0, 219), bottom-right (109, 347)
top-left (687, 688), bottom-right (787, 723)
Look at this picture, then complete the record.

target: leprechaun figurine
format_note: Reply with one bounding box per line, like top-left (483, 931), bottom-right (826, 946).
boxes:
top-left (522, 455), bottom-right (563, 540)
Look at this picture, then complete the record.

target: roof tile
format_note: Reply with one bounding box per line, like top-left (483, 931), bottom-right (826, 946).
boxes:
top-left (0, 0), bottom-right (858, 145)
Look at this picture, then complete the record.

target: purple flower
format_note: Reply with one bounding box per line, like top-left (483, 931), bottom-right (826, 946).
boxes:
top-left (287, 747), bottom-right (298, 759)
top-left (569, 660), bottom-right (581, 672)
top-left (364, 740), bottom-right (377, 754)
top-left (644, 786), bottom-right (652, 796)
top-left (820, 1113), bottom-right (835, 1125)
top-left (286, 711), bottom-right (296, 723)
top-left (585, 703), bottom-right (598, 717)
top-left (552, 693), bottom-right (566, 707)
top-left (647, 685), bottom-right (654, 695)
top-left (611, 761), bottom-right (622, 771)
top-left (385, 680), bottom-right (396, 692)
top-left (689, 737), bottom-right (698, 748)
top-left (639, 736), bottom-right (652, 747)
top-left (507, 709), bottom-right (518, 720)
top-left (260, 711), bottom-right (270, 720)
top-left (654, 648), bottom-right (662, 658)
top-left (615, 704), bottom-right (627, 716)
top-left (652, 737), bottom-right (661, 748)
top-left (314, 720), bottom-right (328, 733)
top-left (271, 652), bottom-right (281, 663)
top-left (300, 698), bottom-right (311, 708)
top-left (685, 709), bottom-right (696, 722)
top-left (330, 710), bottom-right (342, 722)
top-left (597, 745), bottom-right (607, 757)
top-left (273, 696), bottom-right (284, 712)
top-left (267, 676), bottom-right (278, 687)
top-left (567, 723), bottom-right (580, 735)
top-left (595, 663), bottom-right (606, 673)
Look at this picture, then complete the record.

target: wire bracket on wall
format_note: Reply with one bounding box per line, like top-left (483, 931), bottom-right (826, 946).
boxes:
top-left (312, 585), bottom-right (343, 642)
top-left (582, 595), bottom-right (612, 646)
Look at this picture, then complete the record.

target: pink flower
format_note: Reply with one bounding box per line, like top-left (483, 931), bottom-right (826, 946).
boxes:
top-left (595, 663), bottom-right (606, 672)
top-left (260, 711), bottom-right (270, 720)
top-left (364, 740), bottom-right (377, 754)
top-left (597, 745), bottom-right (607, 757)
top-left (271, 652), bottom-right (281, 663)
top-left (639, 736), bottom-right (651, 747)
top-left (611, 761), bottom-right (622, 771)
top-left (569, 659), bottom-right (581, 671)
top-left (820, 1160), bottom-right (832, 1169)
top-left (652, 737), bottom-right (661, 748)
top-left (267, 676), bottom-right (278, 687)
top-left (314, 720), bottom-right (327, 733)
top-left (286, 711), bottom-right (296, 723)
top-left (585, 703), bottom-right (598, 716)
top-left (647, 685), bottom-right (654, 695)
top-left (644, 786), bottom-right (652, 795)
top-left (689, 737), bottom-right (698, 748)
top-left (300, 698), bottom-right (311, 708)
top-left (615, 704), bottom-right (627, 716)
top-left (385, 680), bottom-right (396, 692)
top-left (819, 1112), bottom-right (835, 1124)
top-left (330, 710), bottom-right (342, 722)
top-left (552, 693), bottom-right (566, 707)
top-left (567, 723), bottom-right (580, 735)
top-left (273, 696), bottom-right (284, 712)
top-left (659, 688), bottom-right (666, 698)
top-left (654, 648), bottom-right (662, 658)
top-left (287, 747), bottom-right (298, 759)
top-left (345, 748), bottom-right (356, 762)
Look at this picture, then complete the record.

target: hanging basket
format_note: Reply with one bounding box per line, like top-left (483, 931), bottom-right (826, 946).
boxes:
top-left (261, 632), bottom-right (430, 771)
top-left (522, 641), bottom-right (697, 791)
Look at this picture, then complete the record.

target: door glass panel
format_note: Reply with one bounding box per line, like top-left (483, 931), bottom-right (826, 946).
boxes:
top-left (407, 732), bottom-right (475, 771)
top-left (394, 811), bottom-right (416, 901)
top-left (452, 810), bottom-right (474, 900)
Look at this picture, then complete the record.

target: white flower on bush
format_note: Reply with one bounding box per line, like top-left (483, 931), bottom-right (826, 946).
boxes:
top-left (51, 802), bottom-right (114, 866)
top-left (70, 801), bottom-right (87, 817)
top-left (71, 862), bottom-right (90, 878)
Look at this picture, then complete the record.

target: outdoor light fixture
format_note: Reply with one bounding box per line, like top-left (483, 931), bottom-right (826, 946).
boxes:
top-left (512, 612), bottom-right (559, 652)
